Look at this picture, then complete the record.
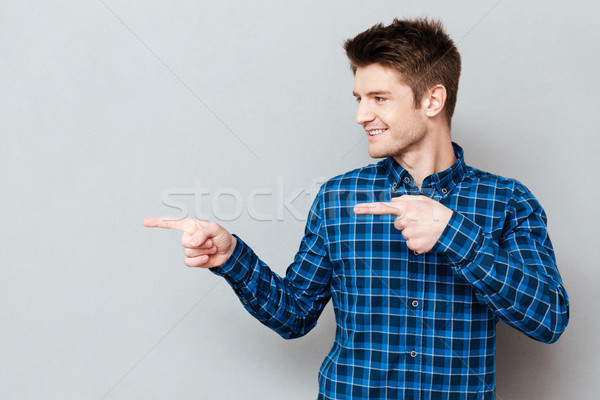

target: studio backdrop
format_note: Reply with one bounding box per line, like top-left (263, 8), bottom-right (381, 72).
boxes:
top-left (1, 1), bottom-right (598, 399)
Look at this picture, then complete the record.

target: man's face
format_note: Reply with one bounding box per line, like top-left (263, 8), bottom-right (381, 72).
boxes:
top-left (353, 63), bottom-right (428, 159)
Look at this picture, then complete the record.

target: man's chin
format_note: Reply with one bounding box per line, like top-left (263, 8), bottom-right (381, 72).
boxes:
top-left (368, 147), bottom-right (390, 159)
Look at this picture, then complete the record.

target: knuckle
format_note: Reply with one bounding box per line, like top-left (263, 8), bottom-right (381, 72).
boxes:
top-left (411, 241), bottom-right (422, 252)
top-left (393, 219), bottom-right (404, 230)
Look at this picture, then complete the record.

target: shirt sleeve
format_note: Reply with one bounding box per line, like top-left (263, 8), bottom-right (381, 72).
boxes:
top-left (209, 189), bottom-right (333, 339)
top-left (431, 185), bottom-right (569, 343)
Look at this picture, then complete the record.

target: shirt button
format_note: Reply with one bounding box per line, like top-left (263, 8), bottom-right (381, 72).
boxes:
top-left (441, 187), bottom-right (448, 194)
top-left (404, 176), bottom-right (411, 184)
top-left (410, 350), bottom-right (417, 357)
top-left (392, 181), bottom-right (398, 190)
top-left (411, 300), bottom-right (419, 308)
top-left (413, 250), bottom-right (419, 256)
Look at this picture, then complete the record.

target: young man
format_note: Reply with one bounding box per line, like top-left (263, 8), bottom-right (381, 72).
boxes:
top-left (144, 18), bottom-right (569, 399)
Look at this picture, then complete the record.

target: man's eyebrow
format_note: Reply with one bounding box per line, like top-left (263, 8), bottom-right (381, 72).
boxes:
top-left (352, 90), bottom-right (393, 97)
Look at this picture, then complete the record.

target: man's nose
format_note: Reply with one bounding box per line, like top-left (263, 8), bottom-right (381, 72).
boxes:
top-left (356, 101), bottom-right (376, 125)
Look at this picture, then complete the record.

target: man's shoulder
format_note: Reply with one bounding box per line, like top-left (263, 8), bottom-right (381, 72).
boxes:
top-left (463, 165), bottom-right (536, 201)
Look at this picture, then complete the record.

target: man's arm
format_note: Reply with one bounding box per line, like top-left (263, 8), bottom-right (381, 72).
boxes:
top-left (144, 191), bottom-right (333, 339)
top-left (354, 192), bottom-right (569, 343)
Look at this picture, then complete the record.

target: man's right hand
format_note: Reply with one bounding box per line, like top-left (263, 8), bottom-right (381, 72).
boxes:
top-left (143, 217), bottom-right (237, 268)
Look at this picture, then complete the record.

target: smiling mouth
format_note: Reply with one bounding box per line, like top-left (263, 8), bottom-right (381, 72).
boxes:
top-left (367, 128), bottom-right (387, 136)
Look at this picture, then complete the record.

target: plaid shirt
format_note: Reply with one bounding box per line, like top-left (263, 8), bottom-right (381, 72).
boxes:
top-left (212, 142), bottom-right (569, 399)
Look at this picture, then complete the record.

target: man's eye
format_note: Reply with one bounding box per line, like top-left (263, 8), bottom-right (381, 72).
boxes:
top-left (375, 97), bottom-right (386, 102)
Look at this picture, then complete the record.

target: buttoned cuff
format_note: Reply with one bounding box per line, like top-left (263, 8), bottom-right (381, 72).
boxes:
top-left (210, 235), bottom-right (253, 284)
top-left (431, 211), bottom-right (485, 266)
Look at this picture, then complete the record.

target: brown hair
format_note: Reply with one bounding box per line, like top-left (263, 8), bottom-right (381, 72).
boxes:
top-left (344, 18), bottom-right (461, 123)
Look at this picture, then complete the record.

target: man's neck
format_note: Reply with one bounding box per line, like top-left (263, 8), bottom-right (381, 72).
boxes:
top-left (393, 133), bottom-right (456, 190)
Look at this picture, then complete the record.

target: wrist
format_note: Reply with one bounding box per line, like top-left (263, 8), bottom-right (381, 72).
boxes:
top-left (227, 235), bottom-right (237, 259)
top-left (210, 235), bottom-right (252, 284)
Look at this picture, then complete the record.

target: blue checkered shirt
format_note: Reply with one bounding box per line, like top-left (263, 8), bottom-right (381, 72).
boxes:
top-left (212, 142), bottom-right (569, 399)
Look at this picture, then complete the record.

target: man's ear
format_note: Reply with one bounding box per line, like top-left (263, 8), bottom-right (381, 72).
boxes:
top-left (422, 85), bottom-right (447, 118)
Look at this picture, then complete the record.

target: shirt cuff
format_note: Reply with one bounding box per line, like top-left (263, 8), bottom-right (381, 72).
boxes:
top-left (431, 210), bottom-right (485, 266)
top-left (209, 234), bottom-right (253, 284)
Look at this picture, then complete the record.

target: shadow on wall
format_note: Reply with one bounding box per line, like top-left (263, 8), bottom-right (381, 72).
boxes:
top-left (495, 322), bottom-right (564, 400)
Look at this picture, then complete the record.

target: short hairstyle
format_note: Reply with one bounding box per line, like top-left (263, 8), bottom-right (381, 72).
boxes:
top-left (344, 18), bottom-right (461, 123)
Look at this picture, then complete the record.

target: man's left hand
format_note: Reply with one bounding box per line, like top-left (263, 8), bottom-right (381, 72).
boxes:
top-left (354, 195), bottom-right (453, 254)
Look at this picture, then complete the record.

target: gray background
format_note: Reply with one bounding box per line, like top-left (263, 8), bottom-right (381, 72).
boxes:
top-left (1, 1), bottom-right (598, 399)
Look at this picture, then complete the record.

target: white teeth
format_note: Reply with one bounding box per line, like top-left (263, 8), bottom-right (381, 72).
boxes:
top-left (368, 129), bottom-right (386, 136)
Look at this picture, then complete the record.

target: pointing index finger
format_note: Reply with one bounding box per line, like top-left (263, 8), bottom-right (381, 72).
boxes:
top-left (143, 217), bottom-right (199, 233)
top-left (353, 202), bottom-right (403, 216)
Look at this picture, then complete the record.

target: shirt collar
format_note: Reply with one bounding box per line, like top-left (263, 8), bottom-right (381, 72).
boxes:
top-left (381, 142), bottom-right (467, 196)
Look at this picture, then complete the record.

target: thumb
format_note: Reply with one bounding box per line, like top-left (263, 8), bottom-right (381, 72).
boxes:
top-left (189, 221), bottom-right (223, 247)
